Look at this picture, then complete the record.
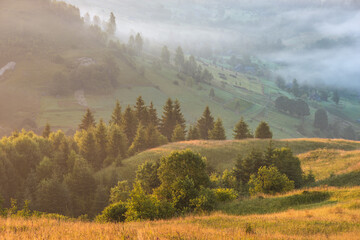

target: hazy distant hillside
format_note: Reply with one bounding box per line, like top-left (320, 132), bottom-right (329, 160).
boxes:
top-left (0, 0), bottom-right (359, 141)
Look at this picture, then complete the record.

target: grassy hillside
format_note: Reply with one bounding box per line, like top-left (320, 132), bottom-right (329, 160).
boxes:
top-left (100, 138), bottom-right (360, 182)
top-left (1, 0), bottom-right (360, 140)
top-left (2, 187), bottom-right (360, 239)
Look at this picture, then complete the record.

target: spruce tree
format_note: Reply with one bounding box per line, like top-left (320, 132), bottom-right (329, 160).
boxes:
top-left (79, 131), bottom-right (98, 169)
top-left (233, 117), bottom-right (252, 139)
top-left (134, 96), bottom-right (148, 126)
top-left (79, 108), bottom-right (96, 131)
top-left (122, 105), bottom-right (138, 144)
top-left (135, 33), bottom-right (143, 54)
top-left (106, 12), bottom-right (116, 35)
top-left (108, 125), bottom-right (128, 160)
top-left (42, 123), bottom-right (51, 138)
top-left (174, 46), bottom-right (185, 71)
top-left (187, 125), bottom-right (200, 140)
top-left (128, 124), bottom-right (147, 156)
top-left (197, 106), bottom-right (214, 139)
top-left (148, 102), bottom-right (159, 128)
top-left (255, 121), bottom-right (273, 139)
top-left (161, 45), bottom-right (170, 64)
top-left (65, 156), bottom-right (96, 216)
top-left (109, 100), bottom-right (122, 126)
top-left (172, 124), bottom-right (186, 142)
top-left (160, 98), bottom-right (175, 141)
top-left (95, 119), bottom-right (108, 167)
top-left (209, 118), bottom-right (226, 140)
top-left (173, 99), bottom-right (186, 129)
top-left (144, 124), bottom-right (168, 148)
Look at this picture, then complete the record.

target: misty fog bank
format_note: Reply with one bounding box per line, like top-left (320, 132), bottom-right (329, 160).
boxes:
top-left (64, 0), bottom-right (359, 89)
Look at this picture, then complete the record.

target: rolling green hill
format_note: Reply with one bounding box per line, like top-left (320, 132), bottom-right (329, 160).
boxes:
top-left (99, 138), bottom-right (360, 183)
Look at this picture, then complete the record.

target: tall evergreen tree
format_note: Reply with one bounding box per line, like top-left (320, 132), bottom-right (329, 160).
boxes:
top-left (209, 118), bottom-right (226, 140)
top-left (161, 45), bottom-right (170, 64)
top-left (144, 124), bottom-right (168, 148)
top-left (187, 125), bottom-right (200, 140)
top-left (173, 99), bottom-right (186, 129)
top-left (172, 124), bottom-right (186, 142)
top-left (79, 131), bottom-right (98, 168)
top-left (109, 100), bottom-right (122, 126)
top-left (122, 105), bottom-right (138, 144)
top-left (95, 119), bottom-right (108, 167)
top-left (106, 12), bottom-right (116, 35)
top-left (134, 96), bottom-right (148, 126)
top-left (128, 124), bottom-right (147, 156)
top-left (197, 106), bottom-right (214, 139)
top-left (65, 156), bottom-right (96, 216)
top-left (174, 46), bottom-right (185, 71)
top-left (255, 121), bottom-right (273, 139)
top-left (79, 109), bottom-right (96, 131)
top-left (107, 125), bottom-right (128, 161)
top-left (160, 98), bottom-right (175, 141)
top-left (42, 123), bottom-right (51, 138)
top-left (135, 33), bottom-right (143, 54)
top-left (233, 117), bottom-right (252, 139)
top-left (148, 102), bottom-right (159, 128)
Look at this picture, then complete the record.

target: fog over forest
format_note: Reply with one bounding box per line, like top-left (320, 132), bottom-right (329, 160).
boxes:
top-left (64, 0), bottom-right (360, 90)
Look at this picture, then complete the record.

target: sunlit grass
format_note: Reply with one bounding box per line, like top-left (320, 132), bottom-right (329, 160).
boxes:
top-left (1, 187), bottom-right (360, 239)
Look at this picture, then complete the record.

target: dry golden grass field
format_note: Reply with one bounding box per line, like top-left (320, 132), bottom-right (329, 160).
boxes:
top-left (1, 187), bottom-right (360, 240)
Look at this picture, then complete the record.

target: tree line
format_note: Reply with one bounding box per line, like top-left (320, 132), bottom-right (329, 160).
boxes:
top-left (0, 96), bottom-right (273, 218)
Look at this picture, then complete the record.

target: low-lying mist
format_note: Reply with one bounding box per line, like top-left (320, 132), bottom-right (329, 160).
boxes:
top-left (65, 0), bottom-right (360, 89)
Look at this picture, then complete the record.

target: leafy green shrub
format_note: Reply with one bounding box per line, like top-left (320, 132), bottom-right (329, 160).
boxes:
top-left (248, 166), bottom-right (294, 195)
top-left (190, 188), bottom-right (217, 213)
top-left (125, 183), bottom-right (159, 221)
top-left (96, 202), bottom-right (127, 223)
top-left (170, 176), bottom-right (199, 213)
top-left (213, 188), bottom-right (238, 202)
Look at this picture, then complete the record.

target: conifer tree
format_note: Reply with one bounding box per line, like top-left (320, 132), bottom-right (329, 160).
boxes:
top-left (233, 117), bottom-right (252, 139)
top-left (79, 131), bottom-right (98, 168)
top-left (135, 33), bottom-right (143, 54)
top-left (122, 105), bottom-right (138, 144)
top-left (174, 46), bottom-right (185, 71)
top-left (148, 102), bottom-right (159, 128)
top-left (128, 124), bottom-right (147, 156)
top-left (187, 125), bottom-right (200, 140)
top-left (173, 99), bottom-right (186, 130)
top-left (255, 121), bottom-right (273, 139)
top-left (65, 156), bottom-right (96, 216)
top-left (95, 119), bottom-right (108, 167)
top-left (197, 106), bottom-right (214, 139)
top-left (109, 100), bottom-right (122, 126)
top-left (134, 96), bottom-right (148, 126)
top-left (209, 118), bottom-right (226, 140)
top-left (160, 98), bottom-right (176, 141)
top-left (106, 12), bottom-right (116, 35)
top-left (144, 124), bottom-right (168, 148)
top-left (264, 140), bottom-right (275, 167)
top-left (79, 108), bottom-right (96, 131)
top-left (172, 124), bottom-right (186, 142)
top-left (42, 123), bottom-right (51, 138)
top-left (161, 45), bottom-right (170, 64)
top-left (107, 125), bottom-right (128, 161)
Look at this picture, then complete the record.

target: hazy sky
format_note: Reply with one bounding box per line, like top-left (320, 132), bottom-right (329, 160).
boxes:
top-left (64, 0), bottom-right (360, 89)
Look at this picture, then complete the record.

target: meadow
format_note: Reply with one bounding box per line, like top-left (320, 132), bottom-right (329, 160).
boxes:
top-left (99, 138), bottom-right (360, 183)
top-left (1, 187), bottom-right (360, 239)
